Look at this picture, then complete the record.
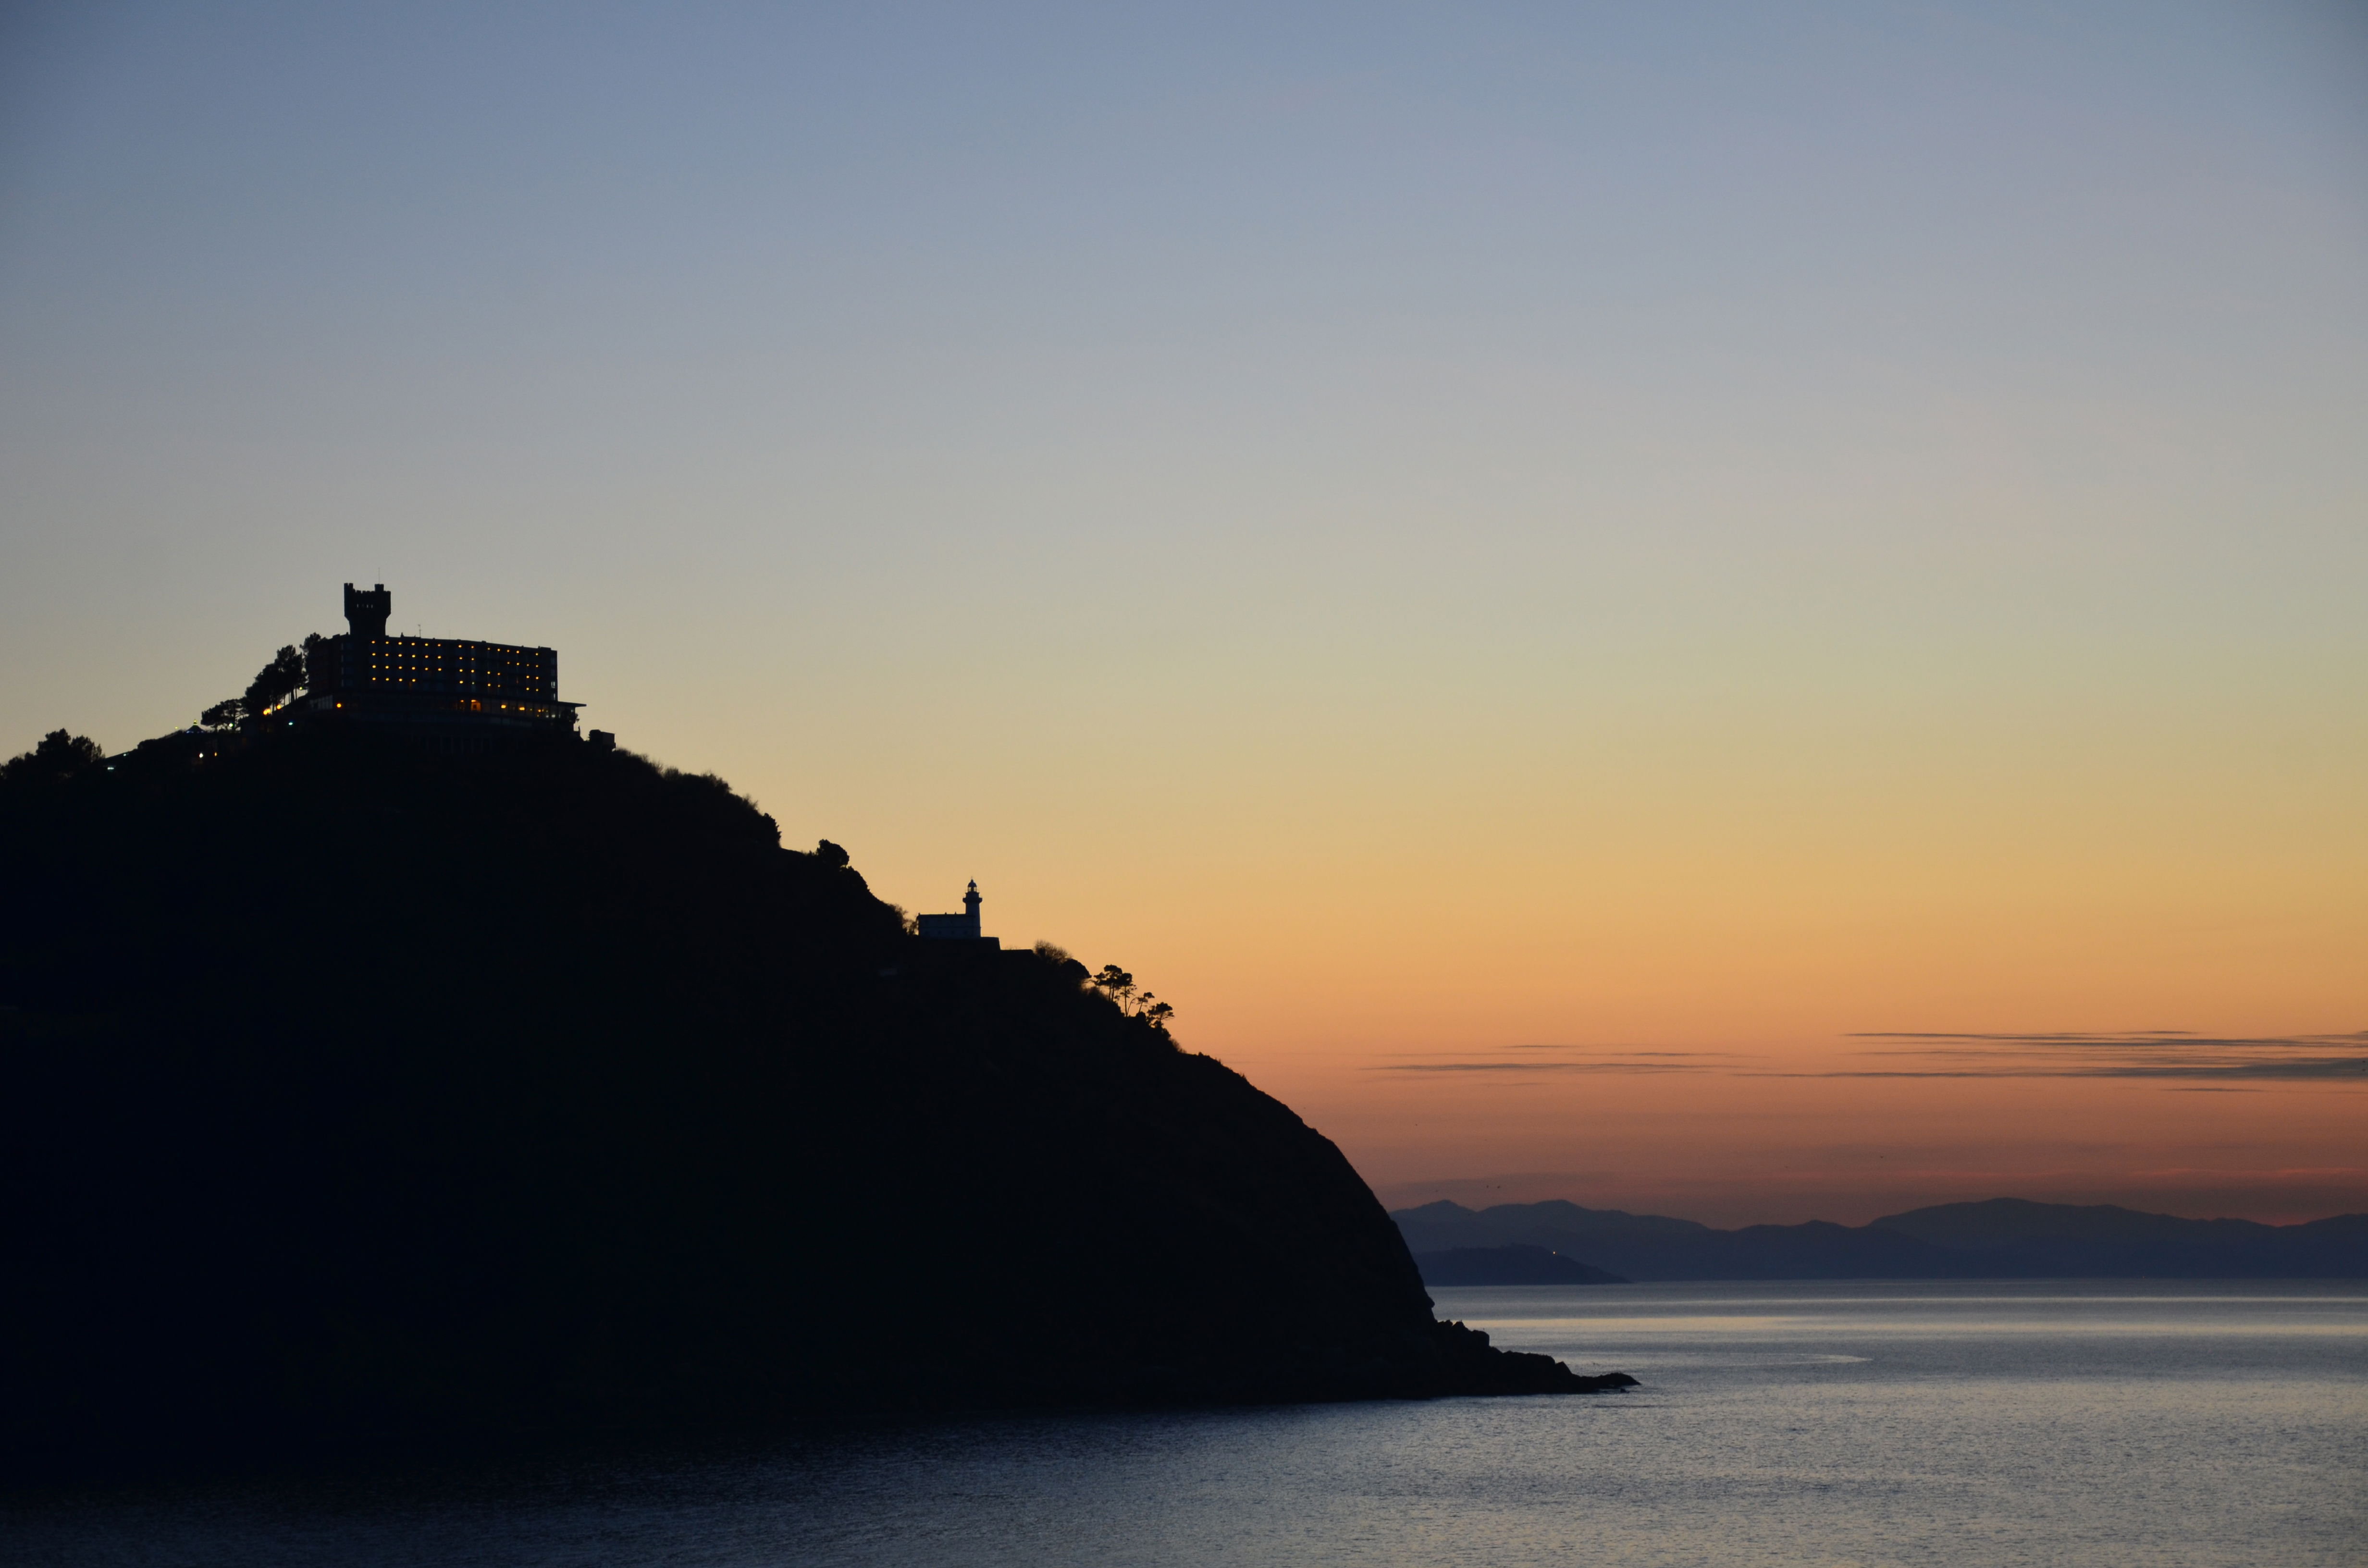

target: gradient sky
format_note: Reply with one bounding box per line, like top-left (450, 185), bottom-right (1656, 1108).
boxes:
top-left (5, 1), bottom-right (2364, 1225)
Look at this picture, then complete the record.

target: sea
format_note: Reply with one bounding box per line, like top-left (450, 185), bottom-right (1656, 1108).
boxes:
top-left (12, 1281), bottom-right (2365, 1567)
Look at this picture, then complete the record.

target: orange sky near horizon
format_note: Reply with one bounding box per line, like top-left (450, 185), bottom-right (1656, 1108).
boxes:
top-left (824, 757), bottom-right (2365, 1228)
top-left (621, 582), bottom-right (2363, 1228)
top-left (703, 606), bottom-right (2364, 1228)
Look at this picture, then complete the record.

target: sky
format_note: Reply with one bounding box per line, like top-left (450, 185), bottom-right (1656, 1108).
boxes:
top-left (3, 0), bottom-right (2363, 1226)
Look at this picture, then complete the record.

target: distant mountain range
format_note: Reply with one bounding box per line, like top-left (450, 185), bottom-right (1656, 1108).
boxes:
top-left (1394, 1197), bottom-right (2368, 1281)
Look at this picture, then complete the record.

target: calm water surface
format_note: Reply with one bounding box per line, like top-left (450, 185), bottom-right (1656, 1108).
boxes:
top-left (13, 1281), bottom-right (2365, 1567)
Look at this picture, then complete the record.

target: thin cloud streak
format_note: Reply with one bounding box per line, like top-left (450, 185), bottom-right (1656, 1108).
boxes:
top-left (1377, 1060), bottom-right (1729, 1074)
top-left (1768, 1063), bottom-right (2368, 1080)
top-left (1371, 1046), bottom-right (1756, 1074)
top-left (1484, 1045), bottom-right (1751, 1056)
top-left (1375, 1032), bottom-right (2368, 1080)
top-left (1849, 1030), bottom-right (2368, 1049)
top-left (1794, 1030), bottom-right (2368, 1082)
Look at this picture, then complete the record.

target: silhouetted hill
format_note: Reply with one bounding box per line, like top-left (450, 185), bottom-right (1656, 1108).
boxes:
top-left (1394, 1198), bottom-right (2368, 1281)
top-left (1412, 1246), bottom-right (1628, 1286)
top-left (0, 732), bottom-right (1614, 1480)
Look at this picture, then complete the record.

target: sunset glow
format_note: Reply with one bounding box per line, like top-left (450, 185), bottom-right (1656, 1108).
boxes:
top-left (4, 1), bottom-right (2361, 1225)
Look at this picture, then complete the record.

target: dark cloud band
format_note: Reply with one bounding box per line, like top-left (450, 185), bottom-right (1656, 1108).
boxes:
top-left (1374, 1031), bottom-right (2368, 1080)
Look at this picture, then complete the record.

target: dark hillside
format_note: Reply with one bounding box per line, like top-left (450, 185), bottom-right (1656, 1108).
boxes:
top-left (0, 733), bottom-right (1609, 1480)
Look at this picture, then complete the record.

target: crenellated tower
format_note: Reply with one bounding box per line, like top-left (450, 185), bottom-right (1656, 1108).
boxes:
top-left (344, 582), bottom-right (392, 640)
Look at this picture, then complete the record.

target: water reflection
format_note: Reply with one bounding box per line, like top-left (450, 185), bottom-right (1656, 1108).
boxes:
top-left (13, 1281), bottom-right (2365, 1568)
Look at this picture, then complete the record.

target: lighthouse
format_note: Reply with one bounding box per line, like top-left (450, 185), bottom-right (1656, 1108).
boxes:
top-left (917, 880), bottom-right (993, 944)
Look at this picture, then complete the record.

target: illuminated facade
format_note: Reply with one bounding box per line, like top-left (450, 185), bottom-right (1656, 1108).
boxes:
top-left (286, 583), bottom-right (582, 745)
